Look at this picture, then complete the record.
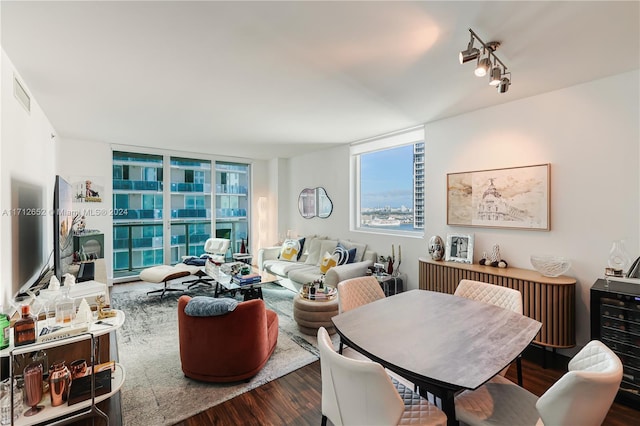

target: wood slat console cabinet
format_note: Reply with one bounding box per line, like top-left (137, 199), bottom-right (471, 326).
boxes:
top-left (419, 258), bottom-right (576, 348)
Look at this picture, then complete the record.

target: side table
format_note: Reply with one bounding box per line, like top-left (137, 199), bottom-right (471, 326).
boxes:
top-left (374, 273), bottom-right (406, 296)
top-left (293, 290), bottom-right (339, 336)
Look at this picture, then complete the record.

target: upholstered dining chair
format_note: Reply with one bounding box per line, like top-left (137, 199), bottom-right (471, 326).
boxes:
top-left (337, 275), bottom-right (386, 353)
top-left (455, 340), bottom-right (623, 426)
top-left (317, 326), bottom-right (447, 426)
top-left (454, 279), bottom-right (524, 385)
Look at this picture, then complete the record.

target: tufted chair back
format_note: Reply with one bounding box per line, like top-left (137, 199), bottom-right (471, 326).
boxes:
top-left (536, 340), bottom-right (623, 426)
top-left (455, 340), bottom-right (622, 426)
top-left (455, 279), bottom-right (523, 379)
top-left (455, 279), bottom-right (523, 314)
top-left (338, 276), bottom-right (386, 314)
top-left (318, 326), bottom-right (405, 426)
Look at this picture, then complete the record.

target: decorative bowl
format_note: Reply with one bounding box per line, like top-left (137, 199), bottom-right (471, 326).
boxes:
top-left (530, 255), bottom-right (571, 277)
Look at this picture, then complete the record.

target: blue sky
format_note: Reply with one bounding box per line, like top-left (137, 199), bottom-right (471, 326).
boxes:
top-left (361, 145), bottom-right (414, 209)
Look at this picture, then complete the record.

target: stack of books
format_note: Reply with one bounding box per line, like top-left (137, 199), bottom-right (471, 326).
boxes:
top-left (38, 324), bottom-right (89, 343)
top-left (232, 273), bottom-right (261, 286)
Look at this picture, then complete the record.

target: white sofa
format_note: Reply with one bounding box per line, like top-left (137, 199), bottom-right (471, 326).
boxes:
top-left (258, 236), bottom-right (377, 291)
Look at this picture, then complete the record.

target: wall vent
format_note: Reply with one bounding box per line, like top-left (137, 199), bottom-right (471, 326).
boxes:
top-left (13, 75), bottom-right (31, 114)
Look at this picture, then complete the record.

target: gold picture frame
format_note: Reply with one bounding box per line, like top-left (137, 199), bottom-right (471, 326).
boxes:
top-left (447, 164), bottom-right (550, 230)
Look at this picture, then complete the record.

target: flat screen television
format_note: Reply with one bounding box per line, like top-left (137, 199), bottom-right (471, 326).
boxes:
top-left (53, 175), bottom-right (75, 281)
top-left (10, 178), bottom-right (49, 300)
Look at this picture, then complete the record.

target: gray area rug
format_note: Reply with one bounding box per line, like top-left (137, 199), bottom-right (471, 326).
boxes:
top-left (110, 282), bottom-right (324, 425)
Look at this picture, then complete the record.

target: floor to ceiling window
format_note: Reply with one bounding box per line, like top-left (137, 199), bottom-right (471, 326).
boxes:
top-left (170, 157), bottom-right (212, 263)
top-left (112, 151), bottom-right (164, 275)
top-left (113, 152), bottom-right (250, 279)
top-left (215, 162), bottom-right (250, 254)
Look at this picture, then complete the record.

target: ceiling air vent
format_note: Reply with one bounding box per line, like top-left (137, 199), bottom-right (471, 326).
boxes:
top-left (13, 75), bottom-right (31, 113)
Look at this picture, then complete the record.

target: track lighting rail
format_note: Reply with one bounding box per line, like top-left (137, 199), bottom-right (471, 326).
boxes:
top-left (460, 28), bottom-right (511, 93)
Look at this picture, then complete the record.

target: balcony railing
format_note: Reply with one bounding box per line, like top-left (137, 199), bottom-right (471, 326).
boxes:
top-left (113, 220), bottom-right (211, 274)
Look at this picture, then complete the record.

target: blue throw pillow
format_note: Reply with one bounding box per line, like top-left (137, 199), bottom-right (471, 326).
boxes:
top-left (183, 257), bottom-right (206, 266)
top-left (185, 296), bottom-right (238, 317)
top-left (334, 243), bottom-right (357, 265)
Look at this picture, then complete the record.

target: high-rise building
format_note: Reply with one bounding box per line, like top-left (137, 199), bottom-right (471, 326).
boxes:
top-left (413, 143), bottom-right (425, 229)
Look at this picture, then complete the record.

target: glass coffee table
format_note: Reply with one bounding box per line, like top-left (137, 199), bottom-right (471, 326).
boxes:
top-left (204, 262), bottom-right (279, 301)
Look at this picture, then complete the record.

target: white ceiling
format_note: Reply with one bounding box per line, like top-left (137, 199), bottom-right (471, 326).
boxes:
top-left (2, 1), bottom-right (638, 160)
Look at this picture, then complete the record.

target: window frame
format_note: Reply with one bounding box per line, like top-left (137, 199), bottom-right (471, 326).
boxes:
top-left (350, 126), bottom-right (425, 238)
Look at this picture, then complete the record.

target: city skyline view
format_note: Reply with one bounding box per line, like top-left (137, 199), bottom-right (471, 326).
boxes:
top-left (360, 144), bottom-right (414, 209)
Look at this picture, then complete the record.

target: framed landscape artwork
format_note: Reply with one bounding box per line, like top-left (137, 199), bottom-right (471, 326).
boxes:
top-left (447, 164), bottom-right (550, 230)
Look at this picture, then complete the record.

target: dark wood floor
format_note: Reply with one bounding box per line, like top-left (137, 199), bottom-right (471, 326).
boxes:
top-left (175, 350), bottom-right (639, 426)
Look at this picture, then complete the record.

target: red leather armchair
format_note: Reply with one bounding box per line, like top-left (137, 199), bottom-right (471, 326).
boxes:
top-left (178, 296), bottom-right (279, 382)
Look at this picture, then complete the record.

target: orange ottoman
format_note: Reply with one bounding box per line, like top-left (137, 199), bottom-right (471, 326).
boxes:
top-left (293, 293), bottom-right (339, 335)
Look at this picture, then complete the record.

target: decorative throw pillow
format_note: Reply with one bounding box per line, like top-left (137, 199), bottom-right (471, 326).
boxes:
top-left (304, 238), bottom-right (324, 265)
top-left (296, 237), bottom-right (306, 260)
top-left (316, 240), bottom-right (339, 266)
top-left (279, 238), bottom-right (305, 261)
top-left (339, 240), bottom-right (368, 263)
top-left (333, 243), bottom-right (356, 265)
top-left (184, 296), bottom-right (238, 317)
top-left (320, 251), bottom-right (340, 274)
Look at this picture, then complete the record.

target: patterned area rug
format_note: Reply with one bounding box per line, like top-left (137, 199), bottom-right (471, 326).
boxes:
top-left (110, 282), bottom-right (323, 425)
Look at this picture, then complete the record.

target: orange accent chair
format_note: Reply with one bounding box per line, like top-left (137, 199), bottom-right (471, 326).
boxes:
top-left (177, 296), bottom-right (279, 382)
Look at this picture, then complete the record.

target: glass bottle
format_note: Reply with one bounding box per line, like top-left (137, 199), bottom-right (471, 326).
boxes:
top-left (608, 240), bottom-right (631, 273)
top-left (55, 286), bottom-right (76, 325)
top-left (0, 308), bottom-right (10, 350)
top-left (14, 305), bottom-right (37, 346)
top-left (31, 350), bottom-right (49, 378)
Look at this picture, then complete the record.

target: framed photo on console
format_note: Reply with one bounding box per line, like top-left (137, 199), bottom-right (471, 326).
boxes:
top-left (445, 233), bottom-right (474, 264)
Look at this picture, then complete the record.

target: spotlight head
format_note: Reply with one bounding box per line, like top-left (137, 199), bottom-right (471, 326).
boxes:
top-left (498, 76), bottom-right (511, 93)
top-left (459, 45), bottom-right (480, 64)
top-left (489, 66), bottom-right (502, 86)
top-left (474, 58), bottom-right (491, 77)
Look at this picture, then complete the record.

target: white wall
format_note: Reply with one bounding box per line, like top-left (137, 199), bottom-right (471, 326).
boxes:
top-left (285, 70), bottom-right (640, 352)
top-left (0, 50), bottom-right (57, 309)
top-left (55, 138), bottom-right (113, 282)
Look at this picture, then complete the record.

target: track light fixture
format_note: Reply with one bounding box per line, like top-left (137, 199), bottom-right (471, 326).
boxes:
top-left (498, 74), bottom-right (511, 93)
top-left (489, 65), bottom-right (502, 86)
top-left (475, 55), bottom-right (492, 77)
top-left (460, 28), bottom-right (511, 93)
top-left (459, 34), bottom-right (480, 64)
